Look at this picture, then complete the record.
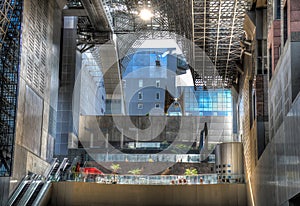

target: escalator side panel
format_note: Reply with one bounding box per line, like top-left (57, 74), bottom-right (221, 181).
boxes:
top-left (6, 176), bottom-right (30, 206)
top-left (26, 182), bottom-right (44, 206)
top-left (17, 181), bottom-right (40, 206)
top-left (10, 182), bottom-right (31, 206)
top-left (31, 182), bottom-right (52, 206)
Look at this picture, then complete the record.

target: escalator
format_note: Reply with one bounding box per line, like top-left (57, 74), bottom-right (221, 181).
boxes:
top-left (17, 178), bottom-right (43, 206)
top-left (7, 174), bottom-right (39, 206)
top-left (48, 162), bottom-right (60, 181)
top-left (24, 182), bottom-right (44, 206)
top-left (49, 158), bottom-right (68, 181)
top-left (7, 158), bottom-right (69, 206)
top-left (11, 182), bottom-right (31, 206)
top-left (30, 181), bottom-right (52, 206)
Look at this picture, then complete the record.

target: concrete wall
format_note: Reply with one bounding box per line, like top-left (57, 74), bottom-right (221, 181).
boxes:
top-left (249, 91), bottom-right (300, 206)
top-left (47, 0), bottom-right (64, 162)
top-left (0, 178), bottom-right (10, 206)
top-left (1, 0), bottom-right (63, 204)
top-left (248, 35), bottom-right (300, 205)
top-left (13, 0), bottom-right (61, 184)
top-left (70, 51), bottom-right (106, 149)
top-left (247, 1), bottom-right (300, 202)
top-left (50, 182), bottom-right (246, 206)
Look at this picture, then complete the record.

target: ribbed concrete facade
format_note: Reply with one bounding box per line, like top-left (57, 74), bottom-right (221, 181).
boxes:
top-left (0, 0), bottom-right (62, 204)
top-left (13, 0), bottom-right (61, 184)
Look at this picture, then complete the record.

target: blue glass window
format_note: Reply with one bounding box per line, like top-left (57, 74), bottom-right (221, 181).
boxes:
top-left (184, 87), bottom-right (232, 116)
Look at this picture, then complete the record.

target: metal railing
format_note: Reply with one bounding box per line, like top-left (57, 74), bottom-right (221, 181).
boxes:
top-left (61, 173), bottom-right (244, 185)
top-left (90, 153), bottom-right (215, 163)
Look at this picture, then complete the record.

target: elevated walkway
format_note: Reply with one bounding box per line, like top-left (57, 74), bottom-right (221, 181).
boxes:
top-left (6, 157), bottom-right (245, 205)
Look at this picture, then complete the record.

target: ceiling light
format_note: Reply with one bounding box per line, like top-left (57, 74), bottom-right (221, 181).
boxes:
top-left (140, 9), bottom-right (153, 21)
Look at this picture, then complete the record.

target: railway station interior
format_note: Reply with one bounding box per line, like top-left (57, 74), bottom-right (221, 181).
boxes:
top-left (1, 0), bottom-right (300, 205)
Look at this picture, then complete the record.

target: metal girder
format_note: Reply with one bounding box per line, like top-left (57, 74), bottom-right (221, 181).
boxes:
top-left (80, 0), bottom-right (111, 31)
top-left (65, 0), bottom-right (113, 51)
top-left (0, 0), bottom-right (23, 177)
top-left (0, 0), bottom-right (15, 50)
top-left (62, 8), bottom-right (87, 16)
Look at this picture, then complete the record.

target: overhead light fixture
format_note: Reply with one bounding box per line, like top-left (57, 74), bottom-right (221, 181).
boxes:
top-left (140, 8), bottom-right (153, 21)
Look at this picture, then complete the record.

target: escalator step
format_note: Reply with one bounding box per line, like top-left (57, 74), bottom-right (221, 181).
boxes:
top-left (12, 182), bottom-right (31, 206)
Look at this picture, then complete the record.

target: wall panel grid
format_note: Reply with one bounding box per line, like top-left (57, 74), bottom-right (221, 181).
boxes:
top-left (22, 0), bottom-right (49, 96)
top-left (239, 76), bottom-right (256, 177)
top-left (269, 50), bottom-right (292, 141)
top-left (0, 0), bottom-right (23, 177)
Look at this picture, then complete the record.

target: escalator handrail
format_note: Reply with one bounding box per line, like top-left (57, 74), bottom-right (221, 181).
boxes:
top-left (6, 175), bottom-right (30, 206)
top-left (6, 174), bottom-right (38, 206)
top-left (62, 159), bottom-right (70, 172)
top-left (60, 158), bottom-right (69, 172)
top-left (53, 158), bottom-right (68, 181)
top-left (46, 162), bottom-right (59, 181)
top-left (31, 181), bottom-right (52, 206)
top-left (44, 158), bottom-right (58, 178)
top-left (17, 179), bottom-right (42, 206)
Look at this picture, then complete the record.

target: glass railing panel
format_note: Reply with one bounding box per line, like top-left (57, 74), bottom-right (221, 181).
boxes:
top-left (87, 154), bottom-right (215, 163)
top-left (60, 173), bottom-right (244, 185)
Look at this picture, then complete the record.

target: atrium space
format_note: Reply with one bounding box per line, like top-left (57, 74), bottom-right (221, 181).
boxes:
top-left (1, 0), bottom-right (300, 205)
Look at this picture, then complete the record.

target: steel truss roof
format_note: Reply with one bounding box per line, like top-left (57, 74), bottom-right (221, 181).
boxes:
top-left (105, 0), bottom-right (251, 88)
top-left (65, 0), bottom-right (252, 88)
top-left (105, 0), bottom-right (193, 76)
top-left (193, 0), bottom-right (252, 88)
